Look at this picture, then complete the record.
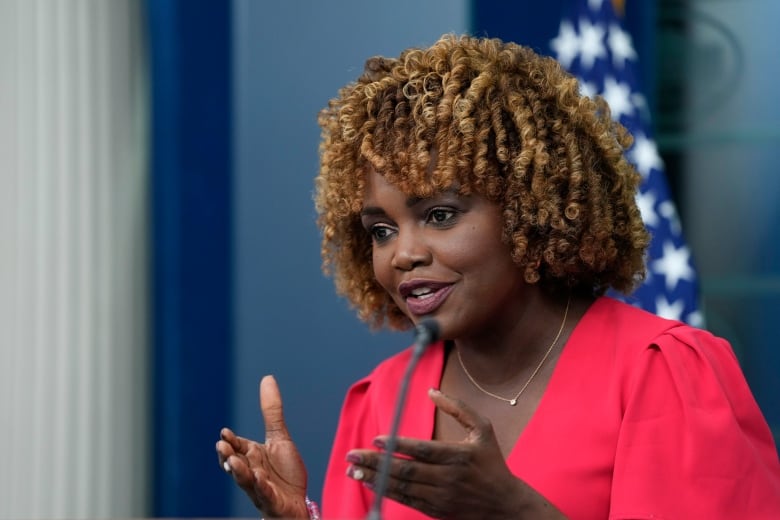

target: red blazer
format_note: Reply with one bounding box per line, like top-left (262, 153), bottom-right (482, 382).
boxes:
top-left (322, 297), bottom-right (780, 519)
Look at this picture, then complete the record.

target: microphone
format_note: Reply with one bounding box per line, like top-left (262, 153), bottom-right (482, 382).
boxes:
top-left (366, 318), bottom-right (441, 520)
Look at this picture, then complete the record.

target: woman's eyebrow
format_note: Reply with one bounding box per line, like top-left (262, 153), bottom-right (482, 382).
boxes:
top-left (405, 196), bottom-right (423, 208)
top-left (361, 188), bottom-right (462, 215)
top-left (406, 188), bottom-right (461, 208)
top-left (360, 206), bottom-right (385, 217)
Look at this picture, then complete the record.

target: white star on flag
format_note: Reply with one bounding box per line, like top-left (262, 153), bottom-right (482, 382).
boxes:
top-left (629, 132), bottom-right (664, 179)
top-left (655, 295), bottom-right (686, 322)
top-left (652, 241), bottom-right (696, 292)
top-left (658, 200), bottom-right (682, 236)
top-left (607, 23), bottom-right (637, 67)
top-left (550, 21), bottom-right (580, 69)
top-left (630, 92), bottom-right (650, 119)
top-left (550, 0), bottom-right (701, 326)
top-left (635, 190), bottom-right (658, 228)
top-left (578, 18), bottom-right (607, 69)
top-left (602, 76), bottom-right (634, 120)
top-left (579, 81), bottom-right (598, 99)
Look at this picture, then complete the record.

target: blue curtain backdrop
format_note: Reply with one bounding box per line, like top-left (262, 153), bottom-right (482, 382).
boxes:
top-left (146, 0), bottom-right (233, 515)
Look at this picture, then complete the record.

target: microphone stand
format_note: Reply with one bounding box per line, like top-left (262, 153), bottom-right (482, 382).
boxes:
top-left (366, 319), bottom-right (439, 520)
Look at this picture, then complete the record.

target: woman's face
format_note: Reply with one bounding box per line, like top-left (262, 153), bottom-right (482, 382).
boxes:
top-left (360, 169), bottom-right (527, 340)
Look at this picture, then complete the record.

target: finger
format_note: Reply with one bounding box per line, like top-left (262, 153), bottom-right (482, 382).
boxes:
top-left (428, 388), bottom-right (493, 441)
top-left (218, 438), bottom-right (255, 476)
top-left (259, 375), bottom-right (291, 442)
top-left (349, 434), bottom-right (462, 466)
top-left (345, 462), bottom-right (445, 517)
top-left (371, 436), bottom-right (468, 465)
top-left (225, 453), bottom-right (255, 489)
top-left (223, 454), bottom-right (279, 515)
top-left (220, 427), bottom-right (239, 449)
top-left (216, 439), bottom-right (236, 470)
top-left (220, 427), bottom-right (254, 455)
top-left (384, 453), bottom-right (440, 484)
top-left (220, 427), bottom-right (235, 442)
top-left (347, 449), bottom-right (436, 484)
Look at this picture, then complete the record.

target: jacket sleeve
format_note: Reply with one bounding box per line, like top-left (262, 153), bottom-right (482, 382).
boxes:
top-left (609, 326), bottom-right (780, 519)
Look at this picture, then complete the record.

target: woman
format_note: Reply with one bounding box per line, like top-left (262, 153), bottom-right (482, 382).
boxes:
top-left (216, 34), bottom-right (780, 519)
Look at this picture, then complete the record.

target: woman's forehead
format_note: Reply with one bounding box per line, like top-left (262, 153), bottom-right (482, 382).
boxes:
top-left (360, 167), bottom-right (468, 206)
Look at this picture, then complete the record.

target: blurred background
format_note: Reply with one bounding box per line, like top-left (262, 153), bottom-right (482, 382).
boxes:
top-left (0, 0), bottom-right (777, 517)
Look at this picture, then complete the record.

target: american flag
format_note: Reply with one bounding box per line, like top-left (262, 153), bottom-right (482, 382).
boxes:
top-left (550, 0), bottom-right (703, 326)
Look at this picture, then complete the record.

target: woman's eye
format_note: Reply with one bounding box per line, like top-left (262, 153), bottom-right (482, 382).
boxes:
top-left (428, 208), bottom-right (456, 224)
top-left (370, 224), bottom-right (394, 242)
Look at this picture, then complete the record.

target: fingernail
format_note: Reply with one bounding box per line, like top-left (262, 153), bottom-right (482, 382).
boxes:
top-left (346, 453), bottom-right (362, 464)
top-left (373, 438), bottom-right (386, 449)
top-left (222, 461), bottom-right (231, 473)
top-left (346, 465), bottom-right (365, 481)
top-left (429, 387), bottom-right (441, 396)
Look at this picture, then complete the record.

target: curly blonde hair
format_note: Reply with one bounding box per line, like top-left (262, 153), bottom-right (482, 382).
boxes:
top-left (315, 34), bottom-right (649, 330)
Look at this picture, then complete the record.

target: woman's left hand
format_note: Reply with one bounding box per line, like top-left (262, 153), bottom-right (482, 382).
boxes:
top-left (345, 388), bottom-right (565, 519)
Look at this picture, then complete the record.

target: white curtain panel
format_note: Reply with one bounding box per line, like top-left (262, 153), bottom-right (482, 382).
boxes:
top-left (0, 0), bottom-right (148, 517)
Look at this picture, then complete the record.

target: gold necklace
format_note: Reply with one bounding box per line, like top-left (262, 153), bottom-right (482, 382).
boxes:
top-left (456, 297), bottom-right (571, 406)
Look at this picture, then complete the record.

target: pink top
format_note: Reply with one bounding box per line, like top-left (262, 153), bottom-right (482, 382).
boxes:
top-left (321, 297), bottom-right (780, 519)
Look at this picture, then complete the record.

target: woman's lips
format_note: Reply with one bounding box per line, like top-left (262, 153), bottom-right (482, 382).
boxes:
top-left (404, 284), bottom-right (454, 316)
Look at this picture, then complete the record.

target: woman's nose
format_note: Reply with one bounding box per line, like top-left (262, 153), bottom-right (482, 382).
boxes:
top-left (390, 228), bottom-right (431, 271)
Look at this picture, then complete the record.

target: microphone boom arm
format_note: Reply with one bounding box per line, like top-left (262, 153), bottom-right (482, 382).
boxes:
top-left (366, 319), bottom-right (440, 520)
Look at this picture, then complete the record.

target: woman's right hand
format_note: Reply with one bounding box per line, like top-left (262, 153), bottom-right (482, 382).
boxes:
top-left (216, 375), bottom-right (308, 519)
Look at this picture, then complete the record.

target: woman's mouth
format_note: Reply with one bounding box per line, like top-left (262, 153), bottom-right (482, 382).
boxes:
top-left (399, 282), bottom-right (454, 316)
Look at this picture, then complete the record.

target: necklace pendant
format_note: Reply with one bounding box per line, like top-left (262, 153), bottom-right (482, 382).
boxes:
top-left (509, 399), bottom-right (517, 406)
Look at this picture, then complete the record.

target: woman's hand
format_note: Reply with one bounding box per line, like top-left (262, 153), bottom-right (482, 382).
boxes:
top-left (216, 375), bottom-right (308, 519)
top-left (345, 388), bottom-right (566, 519)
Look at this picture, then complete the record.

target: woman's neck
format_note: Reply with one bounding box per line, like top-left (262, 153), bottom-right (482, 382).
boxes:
top-left (450, 293), bottom-right (591, 386)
